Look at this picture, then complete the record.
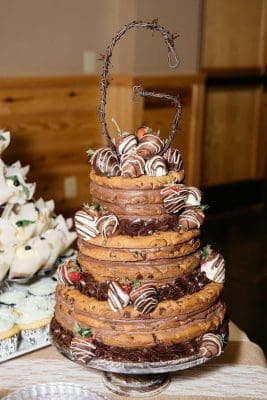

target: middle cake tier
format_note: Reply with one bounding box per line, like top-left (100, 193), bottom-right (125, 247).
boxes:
top-left (77, 229), bottom-right (200, 282)
top-left (55, 281), bottom-right (225, 348)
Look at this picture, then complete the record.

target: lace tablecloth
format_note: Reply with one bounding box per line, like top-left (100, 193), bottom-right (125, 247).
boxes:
top-left (0, 322), bottom-right (266, 400)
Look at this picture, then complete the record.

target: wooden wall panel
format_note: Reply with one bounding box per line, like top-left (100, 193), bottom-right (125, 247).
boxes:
top-left (259, 92), bottom-right (267, 177)
top-left (202, 86), bottom-right (265, 186)
top-left (106, 85), bottom-right (143, 137)
top-left (202, 0), bottom-right (265, 69)
top-left (0, 76), bottom-right (135, 216)
top-left (141, 91), bottom-right (191, 182)
top-left (134, 75), bottom-right (205, 186)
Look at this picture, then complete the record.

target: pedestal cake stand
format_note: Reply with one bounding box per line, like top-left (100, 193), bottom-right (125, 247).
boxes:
top-left (51, 332), bottom-right (210, 397)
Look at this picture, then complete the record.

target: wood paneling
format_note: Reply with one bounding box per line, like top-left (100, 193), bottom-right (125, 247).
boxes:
top-left (202, 86), bottom-right (265, 186)
top-left (0, 75), bottom-right (137, 216)
top-left (202, 0), bottom-right (266, 69)
top-left (134, 75), bottom-right (205, 186)
top-left (260, 92), bottom-right (267, 177)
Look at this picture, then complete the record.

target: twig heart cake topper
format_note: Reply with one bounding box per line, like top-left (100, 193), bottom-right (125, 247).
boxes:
top-left (98, 19), bottom-right (181, 155)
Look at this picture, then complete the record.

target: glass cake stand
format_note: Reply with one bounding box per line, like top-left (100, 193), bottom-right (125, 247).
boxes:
top-left (50, 331), bottom-right (209, 397)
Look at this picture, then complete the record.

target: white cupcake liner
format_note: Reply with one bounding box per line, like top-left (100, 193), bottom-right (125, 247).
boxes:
top-left (20, 324), bottom-right (50, 345)
top-left (3, 382), bottom-right (107, 400)
top-left (0, 333), bottom-right (18, 358)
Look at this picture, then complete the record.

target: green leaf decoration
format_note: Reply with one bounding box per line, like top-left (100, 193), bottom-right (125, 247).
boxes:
top-left (200, 204), bottom-right (209, 211)
top-left (22, 185), bottom-right (30, 199)
top-left (200, 245), bottom-right (211, 260)
top-left (16, 220), bottom-right (35, 228)
top-left (69, 261), bottom-right (80, 272)
top-left (0, 250), bottom-right (4, 253)
top-left (0, 134), bottom-right (6, 141)
top-left (74, 322), bottom-right (92, 338)
top-left (219, 333), bottom-right (228, 345)
top-left (131, 278), bottom-right (141, 290)
top-left (166, 178), bottom-right (177, 186)
top-left (83, 203), bottom-right (91, 211)
top-left (6, 175), bottom-right (19, 183)
top-left (91, 202), bottom-right (100, 210)
top-left (86, 149), bottom-right (95, 156)
top-left (83, 202), bottom-right (104, 215)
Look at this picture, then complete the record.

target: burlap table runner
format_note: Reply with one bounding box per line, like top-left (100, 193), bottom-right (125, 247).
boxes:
top-left (0, 322), bottom-right (266, 400)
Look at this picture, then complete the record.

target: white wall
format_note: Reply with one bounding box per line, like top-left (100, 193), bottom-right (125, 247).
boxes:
top-left (0, 0), bottom-right (201, 76)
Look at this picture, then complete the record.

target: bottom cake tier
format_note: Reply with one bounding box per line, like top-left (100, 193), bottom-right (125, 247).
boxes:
top-left (51, 317), bottom-right (228, 363)
top-left (51, 281), bottom-right (229, 364)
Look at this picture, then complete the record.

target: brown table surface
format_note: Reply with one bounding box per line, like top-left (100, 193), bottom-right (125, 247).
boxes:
top-left (0, 322), bottom-right (266, 400)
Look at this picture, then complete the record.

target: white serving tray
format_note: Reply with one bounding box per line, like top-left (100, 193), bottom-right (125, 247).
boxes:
top-left (0, 250), bottom-right (77, 364)
top-left (0, 339), bottom-right (51, 364)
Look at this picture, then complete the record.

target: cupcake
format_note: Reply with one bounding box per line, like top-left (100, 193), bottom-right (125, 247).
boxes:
top-left (28, 279), bottom-right (56, 300)
top-left (0, 290), bottom-right (26, 306)
top-left (0, 307), bottom-right (20, 357)
top-left (15, 296), bottom-right (54, 344)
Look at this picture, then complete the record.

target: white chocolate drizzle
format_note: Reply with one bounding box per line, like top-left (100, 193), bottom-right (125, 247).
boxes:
top-left (185, 187), bottom-right (202, 207)
top-left (97, 214), bottom-right (119, 240)
top-left (130, 284), bottom-right (158, 314)
top-left (107, 281), bottom-right (130, 312)
top-left (160, 185), bottom-right (188, 214)
top-left (70, 337), bottom-right (96, 363)
top-left (145, 156), bottom-right (168, 176)
top-left (199, 333), bottom-right (223, 358)
top-left (117, 134), bottom-right (137, 155)
top-left (74, 210), bottom-right (98, 241)
top-left (201, 253), bottom-right (225, 284)
top-left (164, 147), bottom-right (183, 171)
top-left (120, 153), bottom-right (145, 178)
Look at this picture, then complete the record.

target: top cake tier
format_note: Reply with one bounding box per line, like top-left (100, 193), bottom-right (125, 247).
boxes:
top-left (90, 169), bottom-right (186, 229)
top-left (89, 171), bottom-right (204, 237)
top-left (77, 127), bottom-right (206, 239)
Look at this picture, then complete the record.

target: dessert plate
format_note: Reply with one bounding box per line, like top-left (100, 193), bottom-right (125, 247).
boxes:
top-left (3, 382), bottom-right (107, 400)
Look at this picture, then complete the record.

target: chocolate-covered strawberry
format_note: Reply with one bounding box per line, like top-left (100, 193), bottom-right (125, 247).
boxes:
top-left (145, 155), bottom-right (168, 176)
top-left (108, 281), bottom-right (130, 311)
top-left (70, 323), bottom-right (96, 363)
top-left (74, 210), bottom-right (99, 241)
top-left (89, 147), bottom-right (120, 177)
top-left (116, 133), bottom-right (137, 155)
top-left (97, 214), bottom-right (119, 240)
top-left (178, 207), bottom-right (205, 231)
top-left (199, 333), bottom-right (223, 358)
top-left (135, 126), bottom-right (152, 140)
top-left (130, 284), bottom-right (158, 314)
top-left (200, 246), bottom-right (225, 284)
top-left (185, 186), bottom-right (202, 207)
top-left (120, 152), bottom-right (145, 178)
top-left (160, 184), bottom-right (188, 214)
top-left (163, 147), bottom-right (183, 171)
top-left (57, 260), bottom-right (81, 285)
top-left (119, 277), bottom-right (141, 295)
top-left (70, 337), bottom-right (96, 363)
top-left (136, 133), bottom-right (164, 160)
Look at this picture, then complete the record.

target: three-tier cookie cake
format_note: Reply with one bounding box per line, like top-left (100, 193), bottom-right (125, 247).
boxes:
top-left (51, 20), bottom-right (228, 366)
